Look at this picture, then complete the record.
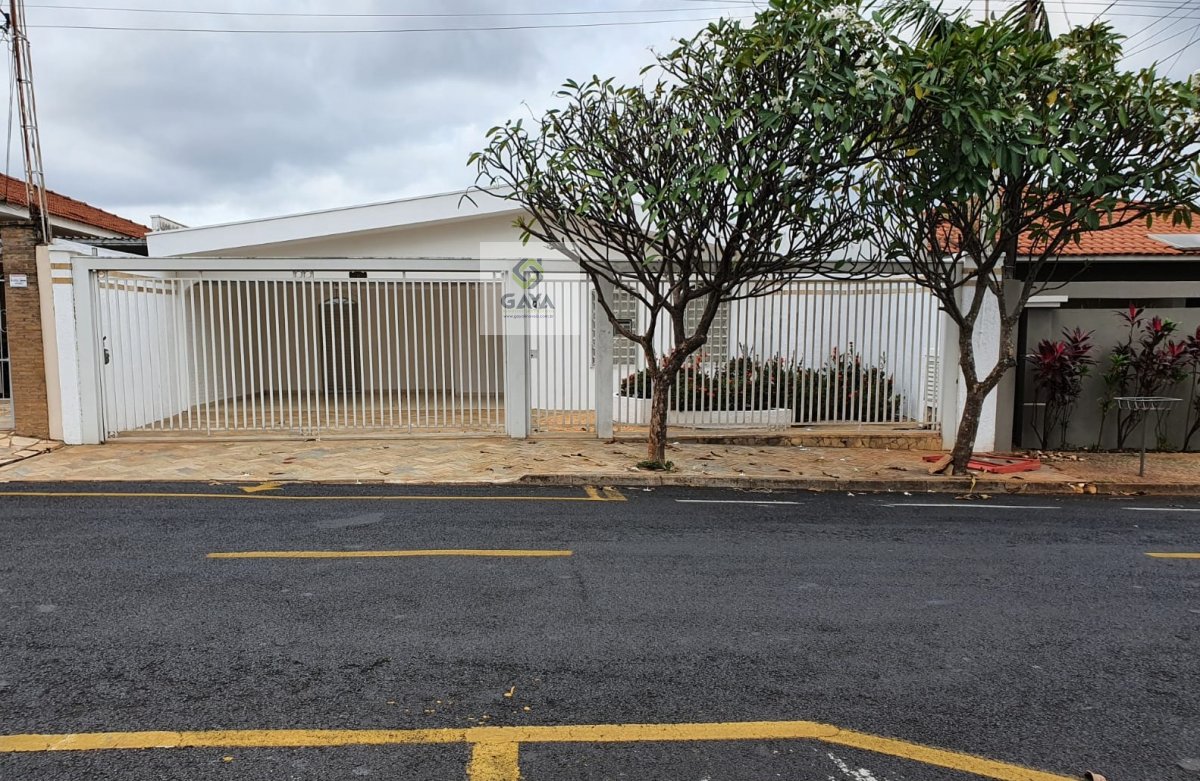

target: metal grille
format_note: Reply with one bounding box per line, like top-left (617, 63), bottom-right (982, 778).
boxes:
top-left (93, 270), bottom-right (507, 438)
top-left (529, 274), bottom-right (595, 433)
top-left (611, 276), bottom-right (943, 430)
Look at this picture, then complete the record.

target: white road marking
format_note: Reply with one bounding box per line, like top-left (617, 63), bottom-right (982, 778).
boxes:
top-left (881, 503), bottom-right (1059, 510)
top-left (827, 752), bottom-right (887, 781)
top-left (1125, 506), bottom-right (1200, 512)
top-left (674, 499), bottom-right (801, 505)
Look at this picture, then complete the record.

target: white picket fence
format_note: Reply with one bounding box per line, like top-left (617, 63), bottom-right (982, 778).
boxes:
top-left (77, 259), bottom-right (942, 441)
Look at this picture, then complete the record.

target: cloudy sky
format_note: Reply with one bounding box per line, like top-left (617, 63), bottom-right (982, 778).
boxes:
top-left (11, 0), bottom-right (1200, 228)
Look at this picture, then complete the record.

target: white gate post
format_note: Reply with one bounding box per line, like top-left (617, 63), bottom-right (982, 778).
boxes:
top-left (72, 260), bottom-right (104, 444)
top-left (503, 310), bottom-right (530, 438)
top-left (593, 279), bottom-right (614, 439)
top-left (939, 261), bottom-right (964, 451)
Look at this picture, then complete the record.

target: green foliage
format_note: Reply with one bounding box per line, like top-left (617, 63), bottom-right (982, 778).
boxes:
top-left (853, 0), bottom-right (1200, 469)
top-left (617, 348), bottom-right (901, 423)
top-left (469, 0), bottom-right (896, 461)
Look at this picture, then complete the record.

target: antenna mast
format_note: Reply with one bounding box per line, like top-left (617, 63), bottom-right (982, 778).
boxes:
top-left (7, 0), bottom-right (50, 242)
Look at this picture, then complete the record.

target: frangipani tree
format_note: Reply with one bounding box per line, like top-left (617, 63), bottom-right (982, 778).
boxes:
top-left (862, 1), bottom-right (1200, 473)
top-left (471, 1), bottom-right (892, 466)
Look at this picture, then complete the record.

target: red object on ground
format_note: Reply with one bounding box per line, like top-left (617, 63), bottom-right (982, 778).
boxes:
top-left (921, 453), bottom-right (1042, 474)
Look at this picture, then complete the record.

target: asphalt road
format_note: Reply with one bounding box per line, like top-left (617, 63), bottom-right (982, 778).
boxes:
top-left (0, 482), bottom-right (1197, 780)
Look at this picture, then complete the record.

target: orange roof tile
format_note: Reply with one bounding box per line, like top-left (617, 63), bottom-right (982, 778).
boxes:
top-left (1020, 208), bottom-right (1200, 257)
top-left (0, 173), bottom-right (147, 238)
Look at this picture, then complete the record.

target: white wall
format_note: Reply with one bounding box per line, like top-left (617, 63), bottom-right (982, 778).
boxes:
top-left (179, 214), bottom-right (558, 261)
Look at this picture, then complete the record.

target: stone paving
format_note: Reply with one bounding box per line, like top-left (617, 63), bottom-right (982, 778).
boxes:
top-left (0, 431), bottom-right (61, 469)
top-left (0, 435), bottom-right (1197, 492)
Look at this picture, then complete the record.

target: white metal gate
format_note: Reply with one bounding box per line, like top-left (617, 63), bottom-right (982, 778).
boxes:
top-left (91, 268), bottom-right (507, 438)
top-left (78, 259), bottom-right (943, 442)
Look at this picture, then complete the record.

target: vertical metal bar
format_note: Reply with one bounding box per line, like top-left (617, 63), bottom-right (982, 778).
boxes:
top-left (184, 279), bottom-right (198, 431)
top-left (234, 280), bottom-right (247, 429)
top-left (417, 279), bottom-right (429, 429)
top-left (165, 277), bottom-right (177, 431)
top-left (298, 277), bottom-right (308, 433)
top-left (375, 280), bottom-right (386, 429)
top-left (449, 281), bottom-right (460, 429)
top-left (354, 279), bottom-right (366, 429)
top-left (212, 279), bottom-right (227, 430)
top-left (135, 276), bottom-right (154, 430)
top-left (398, 277), bottom-right (411, 432)
top-left (200, 279), bottom-right (214, 434)
top-left (126, 275), bottom-right (140, 432)
top-left (144, 277), bottom-right (161, 430)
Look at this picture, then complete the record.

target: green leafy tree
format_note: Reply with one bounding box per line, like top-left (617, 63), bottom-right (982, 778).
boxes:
top-left (861, 1), bottom-right (1200, 473)
top-left (470, 1), bottom-right (890, 465)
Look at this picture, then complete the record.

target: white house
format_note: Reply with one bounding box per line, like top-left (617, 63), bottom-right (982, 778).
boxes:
top-left (38, 189), bottom-right (962, 447)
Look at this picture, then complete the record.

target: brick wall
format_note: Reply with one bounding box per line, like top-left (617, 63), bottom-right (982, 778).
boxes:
top-left (1, 222), bottom-right (49, 439)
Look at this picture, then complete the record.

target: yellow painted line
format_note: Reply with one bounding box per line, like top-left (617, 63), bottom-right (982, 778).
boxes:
top-left (0, 490), bottom-right (618, 503)
top-left (468, 741), bottom-right (520, 781)
top-left (1145, 552), bottom-right (1200, 559)
top-left (602, 486), bottom-right (626, 501)
top-left (824, 727), bottom-right (1071, 781)
top-left (583, 485), bottom-right (603, 500)
top-left (0, 720), bottom-right (1076, 781)
top-left (207, 549), bottom-right (573, 560)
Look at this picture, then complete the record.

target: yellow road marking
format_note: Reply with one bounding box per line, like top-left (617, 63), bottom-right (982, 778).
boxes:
top-left (584, 485), bottom-right (603, 500)
top-left (468, 740), bottom-right (520, 781)
top-left (207, 549), bottom-right (573, 560)
top-left (0, 489), bottom-right (620, 503)
top-left (0, 720), bottom-right (1075, 781)
top-left (1145, 552), bottom-right (1200, 559)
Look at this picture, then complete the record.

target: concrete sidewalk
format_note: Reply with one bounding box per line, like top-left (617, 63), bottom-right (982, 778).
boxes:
top-left (0, 436), bottom-right (1197, 494)
top-left (0, 432), bottom-right (60, 469)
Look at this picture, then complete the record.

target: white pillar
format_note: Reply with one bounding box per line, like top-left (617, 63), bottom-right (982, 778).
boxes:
top-left (939, 305), bottom-right (960, 451)
top-left (503, 310), bottom-right (530, 438)
top-left (593, 279), bottom-right (614, 439)
top-left (72, 257), bottom-right (103, 444)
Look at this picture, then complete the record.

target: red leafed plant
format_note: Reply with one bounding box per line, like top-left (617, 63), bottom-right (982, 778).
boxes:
top-left (1098, 307), bottom-right (1189, 450)
top-left (1182, 325), bottom-right (1200, 452)
top-left (1027, 327), bottom-right (1094, 449)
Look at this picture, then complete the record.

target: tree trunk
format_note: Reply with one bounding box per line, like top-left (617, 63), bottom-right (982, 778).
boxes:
top-left (646, 369), bottom-right (672, 464)
top-left (951, 386), bottom-right (987, 475)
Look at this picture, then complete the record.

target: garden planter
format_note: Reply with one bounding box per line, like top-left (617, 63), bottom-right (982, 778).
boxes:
top-left (612, 395), bottom-right (792, 429)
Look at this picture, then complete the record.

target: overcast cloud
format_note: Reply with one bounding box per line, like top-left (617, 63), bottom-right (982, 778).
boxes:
top-left (12, 0), bottom-right (1200, 228)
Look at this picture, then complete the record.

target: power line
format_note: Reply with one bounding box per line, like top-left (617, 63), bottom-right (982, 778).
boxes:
top-left (25, 3), bottom-right (754, 19)
top-left (28, 14), bottom-right (753, 34)
top-left (1159, 18), bottom-right (1200, 71)
top-left (1125, 15), bottom-right (1200, 55)
top-left (1114, 0), bottom-right (1194, 43)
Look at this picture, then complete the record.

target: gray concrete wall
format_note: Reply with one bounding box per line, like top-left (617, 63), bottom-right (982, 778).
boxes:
top-left (1019, 304), bottom-right (1199, 450)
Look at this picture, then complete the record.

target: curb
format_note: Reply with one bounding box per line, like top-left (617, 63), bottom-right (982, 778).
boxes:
top-left (517, 473), bottom-right (1200, 496)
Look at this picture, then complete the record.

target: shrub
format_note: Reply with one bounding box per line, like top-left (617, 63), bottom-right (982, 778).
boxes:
top-left (1096, 306), bottom-right (1189, 450)
top-left (1183, 325), bottom-right (1200, 452)
top-left (1027, 327), bottom-right (1094, 449)
top-left (616, 348), bottom-right (902, 423)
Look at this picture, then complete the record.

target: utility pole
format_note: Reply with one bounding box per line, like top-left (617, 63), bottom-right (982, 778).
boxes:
top-left (6, 0), bottom-right (50, 243)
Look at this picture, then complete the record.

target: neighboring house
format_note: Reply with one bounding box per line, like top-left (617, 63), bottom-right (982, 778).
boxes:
top-left (1011, 217), bottom-right (1200, 450)
top-left (0, 174), bottom-right (148, 434)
